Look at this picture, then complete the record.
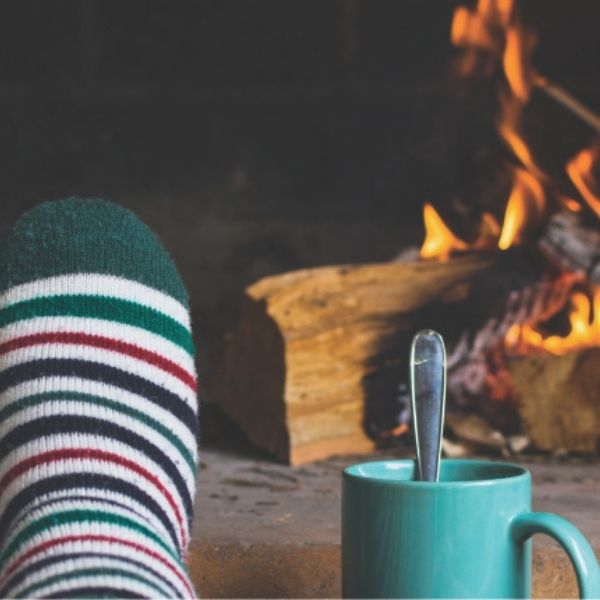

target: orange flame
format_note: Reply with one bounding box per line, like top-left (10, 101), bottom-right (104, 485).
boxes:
top-left (451, 6), bottom-right (490, 49)
top-left (476, 211), bottom-right (502, 247)
top-left (452, 0), bottom-right (544, 179)
top-left (498, 168), bottom-right (545, 250)
top-left (502, 23), bottom-right (537, 103)
top-left (506, 289), bottom-right (600, 355)
top-left (566, 147), bottom-right (600, 218)
top-left (450, 0), bottom-right (546, 248)
top-left (423, 0), bottom-right (548, 260)
top-left (497, 95), bottom-right (545, 181)
top-left (450, 0), bottom-right (515, 77)
top-left (419, 203), bottom-right (468, 261)
top-left (451, 0), bottom-right (514, 48)
top-left (418, 168), bottom-right (545, 260)
top-left (446, 0), bottom-right (600, 361)
top-left (450, 0), bottom-right (541, 100)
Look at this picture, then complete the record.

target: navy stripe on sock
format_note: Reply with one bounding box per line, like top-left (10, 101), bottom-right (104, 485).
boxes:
top-left (0, 358), bottom-right (197, 434)
top-left (0, 474), bottom-right (180, 551)
top-left (46, 586), bottom-right (144, 598)
top-left (0, 416), bottom-right (193, 523)
top-left (0, 552), bottom-right (178, 599)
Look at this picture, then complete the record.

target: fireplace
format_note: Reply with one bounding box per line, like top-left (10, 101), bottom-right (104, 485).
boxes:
top-left (2, 2), bottom-right (600, 460)
top-left (209, 0), bottom-right (600, 464)
top-left (1, 2), bottom-right (599, 597)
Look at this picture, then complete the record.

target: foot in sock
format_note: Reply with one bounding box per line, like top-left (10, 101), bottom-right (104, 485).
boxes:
top-left (0, 198), bottom-right (198, 598)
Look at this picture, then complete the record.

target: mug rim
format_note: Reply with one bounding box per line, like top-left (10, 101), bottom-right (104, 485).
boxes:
top-left (343, 458), bottom-right (530, 488)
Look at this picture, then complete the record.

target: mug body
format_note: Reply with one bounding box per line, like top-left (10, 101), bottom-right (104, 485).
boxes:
top-left (342, 459), bottom-right (532, 598)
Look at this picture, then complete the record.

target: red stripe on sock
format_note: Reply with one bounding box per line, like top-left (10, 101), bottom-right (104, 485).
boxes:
top-left (0, 332), bottom-right (196, 390)
top-left (3, 534), bottom-right (194, 597)
top-left (0, 448), bottom-right (187, 547)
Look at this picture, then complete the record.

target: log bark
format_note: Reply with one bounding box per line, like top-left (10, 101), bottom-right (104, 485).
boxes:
top-left (509, 348), bottom-right (600, 453)
top-left (211, 253), bottom-right (496, 465)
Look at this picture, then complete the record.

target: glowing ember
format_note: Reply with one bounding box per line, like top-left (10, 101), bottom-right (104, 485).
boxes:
top-left (566, 148), bottom-right (600, 219)
top-left (561, 197), bottom-right (583, 213)
top-left (506, 289), bottom-right (600, 355)
top-left (497, 168), bottom-right (545, 250)
top-left (419, 203), bottom-right (468, 261)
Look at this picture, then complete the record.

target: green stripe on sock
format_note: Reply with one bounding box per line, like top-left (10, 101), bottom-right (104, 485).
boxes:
top-left (0, 391), bottom-right (195, 472)
top-left (0, 296), bottom-right (193, 355)
top-left (0, 510), bottom-right (183, 572)
top-left (17, 566), bottom-right (169, 598)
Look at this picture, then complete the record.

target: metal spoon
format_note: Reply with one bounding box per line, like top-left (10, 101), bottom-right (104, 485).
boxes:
top-left (410, 329), bottom-right (447, 482)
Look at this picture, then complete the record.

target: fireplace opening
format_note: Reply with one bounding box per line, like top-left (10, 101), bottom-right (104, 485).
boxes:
top-left (2, 1), bottom-right (600, 464)
top-left (209, 0), bottom-right (600, 464)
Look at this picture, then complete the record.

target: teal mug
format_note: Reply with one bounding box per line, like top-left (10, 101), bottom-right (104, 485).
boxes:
top-left (342, 459), bottom-right (600, 598)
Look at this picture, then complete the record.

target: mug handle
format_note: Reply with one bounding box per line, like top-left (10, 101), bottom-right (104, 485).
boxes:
top-left (511, 512), bottom-right (600, 598)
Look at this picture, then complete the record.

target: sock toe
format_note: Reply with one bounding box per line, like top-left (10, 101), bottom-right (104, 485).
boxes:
top-left (0, 197), bottom-right (189, 307)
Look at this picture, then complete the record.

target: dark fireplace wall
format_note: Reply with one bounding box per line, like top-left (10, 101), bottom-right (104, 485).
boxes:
top-left (1, 0), bottom-right (600, 383)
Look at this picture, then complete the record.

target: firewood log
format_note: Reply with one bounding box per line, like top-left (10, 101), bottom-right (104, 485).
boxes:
top-left (211, 253), bottom-right (496, 465)
top-left (538, 211), bottom-right (600, 284)
top-left (509, 348), bottom-right (600, 453)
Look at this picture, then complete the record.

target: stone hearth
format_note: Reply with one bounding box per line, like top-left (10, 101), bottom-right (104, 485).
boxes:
top-left (188, 419), bottom-right (600, 598)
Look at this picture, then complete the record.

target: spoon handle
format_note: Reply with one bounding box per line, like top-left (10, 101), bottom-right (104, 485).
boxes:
top-left (410, 329), bottom-right (446, 482)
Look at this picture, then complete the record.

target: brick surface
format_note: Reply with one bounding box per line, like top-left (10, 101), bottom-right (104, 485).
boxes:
top-left (188, 441), bottom-right (600, 598)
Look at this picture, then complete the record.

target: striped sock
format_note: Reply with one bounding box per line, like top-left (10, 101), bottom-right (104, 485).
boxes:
top-left (0, 198), bottom-right (198, 598)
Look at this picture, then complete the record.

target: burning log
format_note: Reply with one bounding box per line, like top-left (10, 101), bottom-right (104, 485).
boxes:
top-left (538, 211), bottom-right (600, 284)
top-left (509, 348), bottom-right (600, 453)
top-left (211, 254), bottom-right (495, 465)
top-left (445, 273), bottom-right (573, 409)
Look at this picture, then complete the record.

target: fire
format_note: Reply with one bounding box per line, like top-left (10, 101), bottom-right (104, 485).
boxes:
top-left (420, 0), bottom-right (600, 360)
top-left (566, 147), bottom-right (600, 219)
top-left (506, 289), bottom-right (600, 355)
top-left (450, 0), bottom-right (538, 102)
top-left (477, 211), bottom-right (502, 247)
top-left (418, 168), bottom-right (544, 259)
top-left (450, 0), bottom-right (540, 100)
top-left (498, 122), bottom-right (533, 169)
top-left (451, 0), bottom-right (545, 180)
top-left (451, 0), bottom-right (513, 50)
top-left (450, 6), bottom-right (492, 50)
top-left (502, 23), bottom-right (537, 103)
top-left (450, 0), bottom-right (515, 77)
top-left (496, 92), bottom-right (545, 180)
top-left (497, 168), bottom-right (545, 249)
top-left (421, 0), bottom-right (546, 260)
top-left (419, 203), bottom-right (467, 261)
